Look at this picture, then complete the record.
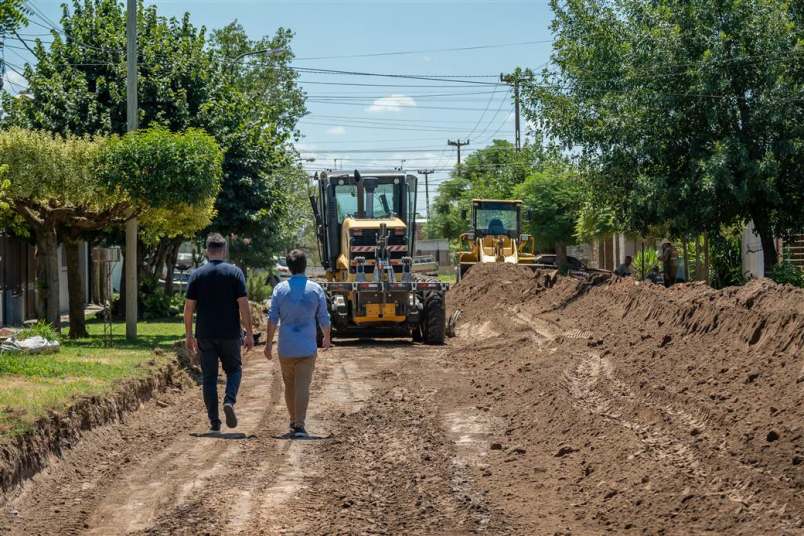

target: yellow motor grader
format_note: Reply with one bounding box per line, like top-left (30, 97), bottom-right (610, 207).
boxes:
top-left (309, 170), bottom-right (447, 344)
top-left (456, 199), bottom-right (538, 280)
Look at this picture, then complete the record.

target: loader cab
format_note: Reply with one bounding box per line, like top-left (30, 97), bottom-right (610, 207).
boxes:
top-left (472, 200), bottom-right (522, 239)
top-left (313, 171), bottom-right (418, 278)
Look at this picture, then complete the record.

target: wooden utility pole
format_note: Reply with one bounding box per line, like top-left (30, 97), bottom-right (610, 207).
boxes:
top-left (417, 169), bottom-right (434, 220)
top-left (500, 73), bottom-right (521, 150)
top-left (125, 0), bottom-right (138, 340)
top-left (447, 139), bottom-right (469, 176)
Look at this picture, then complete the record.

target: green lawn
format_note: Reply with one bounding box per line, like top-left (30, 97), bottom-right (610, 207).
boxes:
top-left (0, 318), bottom-right (184, 437)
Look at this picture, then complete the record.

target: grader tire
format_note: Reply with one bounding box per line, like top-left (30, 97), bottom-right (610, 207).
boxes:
top-left (423, 291), bottom-right (446, 345)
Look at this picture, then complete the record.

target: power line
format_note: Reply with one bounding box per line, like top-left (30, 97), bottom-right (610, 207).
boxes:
top-left (294, 40), bottom-right (552, 61)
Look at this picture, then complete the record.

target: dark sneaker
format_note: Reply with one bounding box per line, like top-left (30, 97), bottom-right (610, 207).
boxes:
top-left (292, 425), bottom-right (308, 439)
top-left (208, 422), bottom-right (221, 434)
top-left (223, 402), bottom-right (238, 429)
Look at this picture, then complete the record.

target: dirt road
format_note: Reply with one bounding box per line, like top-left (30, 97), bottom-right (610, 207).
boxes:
top-left (2, 266), bottom-right (802, 535)
top-left (0, 340), bottom-right (516, 535)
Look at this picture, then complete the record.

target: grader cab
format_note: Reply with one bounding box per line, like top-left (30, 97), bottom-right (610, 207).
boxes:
top-left (310, 170), bottom-right (447, 344)
top-left (456, 199), bottom-right (537, 280)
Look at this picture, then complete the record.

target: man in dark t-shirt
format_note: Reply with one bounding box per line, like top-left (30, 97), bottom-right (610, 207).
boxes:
top-left (184, 233), bottom-right (254, 433)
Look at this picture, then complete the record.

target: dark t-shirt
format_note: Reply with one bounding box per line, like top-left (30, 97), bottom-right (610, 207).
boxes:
top-left (186, 260), bottom-right (247, 339)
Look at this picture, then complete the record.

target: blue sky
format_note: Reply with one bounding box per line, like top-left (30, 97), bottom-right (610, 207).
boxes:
top-left (7, 0), bottom-right (556, 214)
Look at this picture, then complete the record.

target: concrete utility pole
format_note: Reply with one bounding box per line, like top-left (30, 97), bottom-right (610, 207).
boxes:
top-left (447, 139), bottom-right (470, 176)
top-left (500, 73), bottom-right (521, 150)
top-left (417, 169), bottom-right (434, 221)
top-left (125, 0), bottom-right (138, 340)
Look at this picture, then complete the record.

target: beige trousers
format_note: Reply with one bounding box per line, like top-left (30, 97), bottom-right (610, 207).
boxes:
top-left (278, 355), bottom-right (316, 427)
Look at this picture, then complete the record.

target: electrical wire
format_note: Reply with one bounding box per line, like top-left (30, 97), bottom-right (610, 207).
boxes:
top-left (293, 40), bottom-right (553, 61)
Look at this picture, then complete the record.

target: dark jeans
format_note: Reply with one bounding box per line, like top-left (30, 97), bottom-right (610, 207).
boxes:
top-left (197, 338), bottom-right (242, 427)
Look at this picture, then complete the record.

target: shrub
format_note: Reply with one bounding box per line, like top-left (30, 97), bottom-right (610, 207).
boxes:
top-left (17, 320), bottom-right (60, 342)
top-left (769, 252), bottom-right (804, 288)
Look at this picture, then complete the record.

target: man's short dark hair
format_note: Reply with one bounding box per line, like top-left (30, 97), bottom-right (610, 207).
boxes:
top-left (206, 233), bottom-right (226, 251)
top-left (286, 249), bottom-right (307, 275)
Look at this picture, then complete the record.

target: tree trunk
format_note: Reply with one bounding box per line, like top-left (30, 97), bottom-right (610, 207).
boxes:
top-left (164, 238), bottom-right (181, 295)
top-left (36, 227), bottom-right (61, 330)
top-left (682, 238), bottom-right (689, 283)
top-left (555, 241), bottom-right (568, 271)
top-left (703, 233), bottom-right (710, 285)
top-left (35, 245), bottom-right (48, 319)
top-left (752, 217), bottom-right (778, 275)
top-left (64, 239), bottom-right (89, 339)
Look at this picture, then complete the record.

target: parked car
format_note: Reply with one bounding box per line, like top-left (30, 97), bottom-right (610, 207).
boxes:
top-left (266, 256), bottom-right (292, 287)
top-left (533, 254), bottom-right (587, 271)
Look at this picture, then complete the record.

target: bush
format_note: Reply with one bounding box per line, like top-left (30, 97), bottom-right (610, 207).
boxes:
top-left (769, 254), bottom-right (804, 288)
top-left (634, 248), bottom-right (659, 280)
top-left (139, 277), bottom-right (180, 320)
top-left (247, 271), bottom-right (272, 303)
top-left (17, 320), bottom-right (60, 342)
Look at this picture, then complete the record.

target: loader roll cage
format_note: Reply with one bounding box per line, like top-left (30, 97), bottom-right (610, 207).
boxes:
top-left (311, 171), bottom-right (418, 272)
top-left (472, 200), bottom-right (522, 238)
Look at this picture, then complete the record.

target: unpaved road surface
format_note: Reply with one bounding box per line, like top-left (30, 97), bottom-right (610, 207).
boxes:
top-left (0, 341), bottom-right (514, 535)
top-left (2, 265), bottom-right (802, 535)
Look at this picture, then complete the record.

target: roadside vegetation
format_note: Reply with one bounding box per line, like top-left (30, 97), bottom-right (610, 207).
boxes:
top-left (0, 320), bottom-right (183, 437)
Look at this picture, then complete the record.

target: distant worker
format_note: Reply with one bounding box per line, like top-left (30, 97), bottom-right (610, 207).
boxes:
top-left (185, 233), bottom-right (254, 434)
top-left (615, 255), bottom-right (633, 277)
top-left (660, 242), bottom-right (677, 287)
top-left (265, 249), bottom-right (331, 439)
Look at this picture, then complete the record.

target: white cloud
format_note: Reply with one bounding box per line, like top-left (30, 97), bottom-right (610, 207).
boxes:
top-left (367, 94), bottom-right (417, 113)
top-left (326, 126), bottom-right (346, 136)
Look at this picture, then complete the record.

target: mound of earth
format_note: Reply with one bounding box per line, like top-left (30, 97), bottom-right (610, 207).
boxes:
top-left (446, 264), bottom-right (804, 534)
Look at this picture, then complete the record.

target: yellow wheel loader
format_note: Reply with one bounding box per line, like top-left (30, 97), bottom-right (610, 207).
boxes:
top-left (456, 199), bottom-right (538, 280)
top-left (309, 170), bottom-right (448, 344)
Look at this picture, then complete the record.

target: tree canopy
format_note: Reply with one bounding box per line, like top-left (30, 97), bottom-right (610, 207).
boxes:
top-left (521, 0), bottom-right (803, 270)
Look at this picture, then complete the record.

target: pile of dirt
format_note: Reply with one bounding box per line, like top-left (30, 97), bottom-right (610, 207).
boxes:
top-left (446, 264), bottom-right (804, 534)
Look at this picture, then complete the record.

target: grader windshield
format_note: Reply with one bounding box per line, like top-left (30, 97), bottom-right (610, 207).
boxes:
top-left (473, 201), bottom-right (521, 238)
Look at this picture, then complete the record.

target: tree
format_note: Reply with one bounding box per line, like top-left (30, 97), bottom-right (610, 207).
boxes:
top-left (0, 0), bottom-right (28, 33)
top-left (521, 0), bottom-right (803, 273)
top-left (201, 23), bottom-right (307, 270)
top-left (428, 140), bottom-right (540, 240)
top-left (0, 128), bottom-right (125, 331)
top-left (515, 162), bottom-right (585, 267)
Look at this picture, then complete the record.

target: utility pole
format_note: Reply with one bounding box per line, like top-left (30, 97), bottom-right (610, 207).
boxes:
top-left (447, 139), bottom-right (470, 176)
top-left (125, 0), bottom-right (138, 340)
top-left (417, 169), bottom-right (434, 221)
top-left (333, 158), bottom-right (340, 170)
top-left (500, 73), bottom-right (521, 150)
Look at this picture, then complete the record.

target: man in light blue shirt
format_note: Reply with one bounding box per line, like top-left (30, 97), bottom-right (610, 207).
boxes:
top-left (265, 249), bottom-right (331, 438)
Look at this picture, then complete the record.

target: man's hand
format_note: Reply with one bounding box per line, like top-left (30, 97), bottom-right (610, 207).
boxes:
top-left (243, 333), bottom-right (254, 351)
top-left (264, 342), bottom-right (273, 361)
top-left (320, 335), bottom-right (332, 352)
top-left (186, 334), bottom-right (198, 355)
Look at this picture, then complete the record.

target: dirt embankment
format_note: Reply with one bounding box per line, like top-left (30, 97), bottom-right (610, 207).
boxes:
top-left (0, 347), bottom-right (192, 499)
top-left (447, 264), bottom-right (804, 534)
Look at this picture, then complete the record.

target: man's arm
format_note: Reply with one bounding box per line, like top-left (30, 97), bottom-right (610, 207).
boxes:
top-left (237, 297), bottom-right (254, 350)
top-left (316, 286), bottom-right (332, 350)
top-left (264, 320), bottom-right (277, 360)
top-left (184, 299), bottom-right (198, 354)
top-left (264, 286), bottom-right (280, 360)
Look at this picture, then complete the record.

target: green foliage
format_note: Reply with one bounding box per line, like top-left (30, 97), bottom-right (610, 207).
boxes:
top-left (2, 0), bottom-right (214, 136)
top-left (97, 127), bottom-right (222, 209)
top-left (16, 321), bottom-right (60, 342)
top-left (633, 248), bottom-right (659, 281)
top-left (515, 163), bottom-right (584, 249)
top-left (522, 0), bottom-right (803, 266)
top-left (575, 201), bottom-right (617, 243)
top-left (138, 277), bottom-right (181, 320)
top-left (708, 226), bottom-right (745, 288)
top-left (769, 251), bottom-right (804, 288)
top-left (0, 0), bottom-right (28, 33)
top-left (428, 141), bottom-right (542, 240)
top-left (246, 271), bottom-right (272, 302)
top-left (0, 128), bottom-right (120, 210)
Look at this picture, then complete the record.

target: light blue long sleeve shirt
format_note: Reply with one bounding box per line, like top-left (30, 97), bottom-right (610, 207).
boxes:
top-left (268, 275), bottom-right (331, 358)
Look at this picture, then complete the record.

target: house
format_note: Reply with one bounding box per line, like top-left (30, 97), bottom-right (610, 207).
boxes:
top-left (0, 232), bottom-right (91, 327)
